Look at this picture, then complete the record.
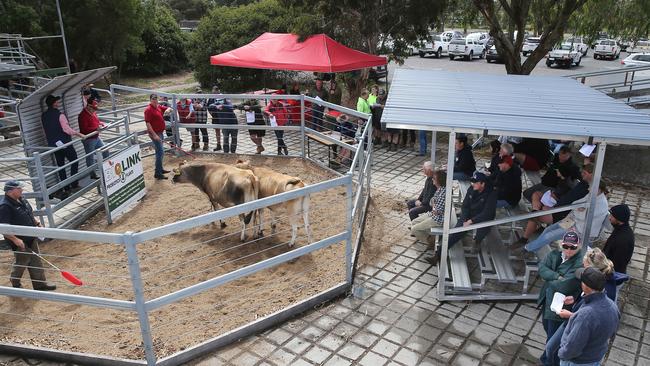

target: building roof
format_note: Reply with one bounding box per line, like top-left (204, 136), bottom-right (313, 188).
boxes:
top-left (382, 69), bottom-right (650, 146)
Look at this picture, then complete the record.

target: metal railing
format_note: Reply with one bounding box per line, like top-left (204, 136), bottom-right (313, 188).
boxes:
top-left (0, 90), bottom-right (373, 365)
top-left (567, 64), bottom-right (650, 105)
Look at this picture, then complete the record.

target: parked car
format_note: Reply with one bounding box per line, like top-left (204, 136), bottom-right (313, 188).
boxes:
top-left (448, 38), bottom-right (486, 61)
top-left (522, 37), bottom-right (541, 56)
top-left (546, 44), bottom-right (582, 68)
top-left (565, 37), bottom-right (589, 56)
top-left (621, 53), bottom-right (650, 66)
top-left (628, 40), bottom-right (650, 54)
top-left (486, 45), bottom-right (504, 63)
top-left (377, 35), bottom-right (421, 56)
top-left (419, 34), bottom-right (450, 58)
top-left (594, 39), bottom-right (621, 60)
top-left (466, 32), bottom-right (490, 47)
top-left (369, 64), bottom-right (388, 80)
top-left (440, 30), bottom-right (464, 40)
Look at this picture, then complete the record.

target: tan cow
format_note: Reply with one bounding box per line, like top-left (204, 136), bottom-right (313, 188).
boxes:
top-left (172, 162), bottom-right (259, 241)
top-left (235, 160), bottom-right (312, 247)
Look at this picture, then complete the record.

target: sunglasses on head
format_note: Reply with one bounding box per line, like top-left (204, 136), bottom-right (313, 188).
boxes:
top-left (562, 243), bottom-right (579, 250)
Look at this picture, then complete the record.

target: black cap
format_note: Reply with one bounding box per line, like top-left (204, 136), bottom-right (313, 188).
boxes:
top-left (4, 180), bottom-right (25, 192)
top-left (470, 171), bottom-right (488, 183)
top-left (45, 95), bottom-right (61, 107)
top-left (610, 204), bottom-right (630, 223)
top-left (575, 267), bottom-right (606, 291)
top-left (562, 231), bottom-right (580, 245)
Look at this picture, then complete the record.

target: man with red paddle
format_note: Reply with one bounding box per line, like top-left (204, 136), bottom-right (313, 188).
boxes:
top-left (0, 180), bottom-right (56, 290)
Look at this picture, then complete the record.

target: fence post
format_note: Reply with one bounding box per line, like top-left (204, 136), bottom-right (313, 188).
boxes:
top-left (33, 152), bottom-right (56, 227)
top-left (124, 232), bottom-right (156, 366)
top-left (345, 175), bottom-right (354, 285)
top-left (96, 150), bottom-right (112, 225)
top-left (171, 94), bottom-right (181, 150)
top-left (110, 84), bottom-right (117, 118)
top-left (300, 95), bottom-right (306, 158)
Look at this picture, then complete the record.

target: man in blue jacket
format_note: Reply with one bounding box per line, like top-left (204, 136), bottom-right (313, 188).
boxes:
top-left (558, 267), bottom-right (620, 366)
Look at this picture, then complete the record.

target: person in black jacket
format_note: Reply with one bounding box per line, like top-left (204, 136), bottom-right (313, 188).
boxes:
top-left (523, 146), bottom-right (581, 202)
top-left (407, 161), bottom-right (436, 220)
top-left (603, 204), bottom-right (635, 274)
top-left (551, 164), bottom-right (593, 223)
top-left (426, 172), bottom-right (497, 265)
top-left (453, 134), bottom-right (476, 181)
top-left (492, 155), bottom-right (522, 208)
top-left (208, 90), bottom-right (239, 153)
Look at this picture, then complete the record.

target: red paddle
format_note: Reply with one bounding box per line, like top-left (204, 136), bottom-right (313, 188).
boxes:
top-left (165, 141), bottom-right (197, 159)
top-left (31, 250), bottom-right (83, 286)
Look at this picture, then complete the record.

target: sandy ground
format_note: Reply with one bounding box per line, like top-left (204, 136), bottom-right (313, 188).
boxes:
top-left (0, 153), bottom-right (365, 360)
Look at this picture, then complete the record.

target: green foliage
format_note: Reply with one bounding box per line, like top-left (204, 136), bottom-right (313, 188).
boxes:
top-left (571, 0), bottom-right (650, 43)
top-left (189, 0), bottom-right (296, 91)
top-left (125, 2), bottom-right (189, 75)
top-left (0, 1), bottom-right (44, 36)
top-left (163, 0), bottom-right (211, 20)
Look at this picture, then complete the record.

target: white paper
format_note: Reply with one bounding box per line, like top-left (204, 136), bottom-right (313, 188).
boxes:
top-left (245, 111), bottom-right (256, 123)
top-left (314, 96), bottom-right (323, 102)
top-left (269, 115), bottom-right (278, 127)
top-left (330, 131), bottom-right (341, 140)
top-left (541, 190), bottom-right (557, 207)
top-left (579, 144), bottom-right (596, 157)
top-left (550, 292), bottom-right (566, 314)
top-left (55, 140), bottom-right (64, 147)
top-left (38, 237), bottom-right (45, 241)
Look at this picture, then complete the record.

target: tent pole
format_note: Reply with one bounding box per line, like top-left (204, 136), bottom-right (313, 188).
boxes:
top-left (430, 132), bottom-right (437, 165)
top-left (438, 131), bottom-right (456, 301)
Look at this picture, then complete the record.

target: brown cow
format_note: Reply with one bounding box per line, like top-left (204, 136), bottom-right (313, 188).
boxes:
top-left (172, 162), bottom-right (259, 241)
top-left (235, 160), bottom-right (312, 247)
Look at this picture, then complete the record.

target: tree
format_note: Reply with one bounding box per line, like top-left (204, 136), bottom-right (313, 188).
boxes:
top-left (281, 0), bottom-right (446, 105)
top-left (472, 0), bottom-right (588, 75)
top-left (571, 0), bottom-right (650, 44)
top-left (189, 0), bottom-right (297, 91)
top-left (125, 1), bottom-right (189, 75)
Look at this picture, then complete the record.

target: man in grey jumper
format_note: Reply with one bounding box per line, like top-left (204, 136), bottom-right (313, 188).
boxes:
top-left (558, 267), bottom-right (620, 365)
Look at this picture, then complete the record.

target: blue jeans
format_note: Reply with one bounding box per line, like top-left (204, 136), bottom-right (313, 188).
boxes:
top-left (525, 222), bottom-right (567, 253)
top-left (153, 132), bottom-right (164, 176)
top-left (453, 172), bottom-right (472, 181)
top-left (541, 321), bottom-right (565, 366)
top-left (418, 130), bottom-right (427, 155)
top-left (496, 200), bottom-right (512, 208)
top-left (559, 360), bottom-right (600, 366)
top-left (83, 137), bottom-right (108, 168)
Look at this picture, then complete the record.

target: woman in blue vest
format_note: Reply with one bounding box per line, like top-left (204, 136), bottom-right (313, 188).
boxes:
top-left (41, 95), bottom-right (85, 197)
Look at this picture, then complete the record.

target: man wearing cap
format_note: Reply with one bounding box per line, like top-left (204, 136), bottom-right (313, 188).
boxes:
top-left (0, 181), bottom-right (56, 290)
top-left (538, 231), bottom-right (584, 341)
top-left (426, 171), bottom-right (497, 265)
top-left (603, 204), bottom-right (635, 274)
top-left (78, 95), bottom-right (107, 179)
top-left (143, 94), bottom-right (171, 180)
top-left (491, 155), bottom-right (522, 208)
top-left (558, 267), bottom-right (620, 365)
top-left (523, 146), bottom-right (581, 202)
top-left (42, 95), bottom-right (86, 195)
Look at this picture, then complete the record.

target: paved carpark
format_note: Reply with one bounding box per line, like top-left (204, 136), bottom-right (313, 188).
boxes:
top-left (2, 61), bottom-right (650, 365)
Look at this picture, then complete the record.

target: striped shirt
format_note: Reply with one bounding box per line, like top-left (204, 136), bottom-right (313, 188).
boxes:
top-left (428, 186), bottom-right (446, 224)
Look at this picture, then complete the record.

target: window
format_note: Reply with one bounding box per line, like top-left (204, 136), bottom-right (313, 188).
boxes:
top-left (451, 39), bottom-right (466, 45)
top-left (526, 38), bottom-right (541, 44)
top-left (434, 36), bottom-right (442, 42)
top-left (638, 55), bottom-right (650, 62)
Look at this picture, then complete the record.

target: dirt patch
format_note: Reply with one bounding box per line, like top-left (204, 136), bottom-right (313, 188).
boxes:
top-left (0, 154), bottom-right (351, 360)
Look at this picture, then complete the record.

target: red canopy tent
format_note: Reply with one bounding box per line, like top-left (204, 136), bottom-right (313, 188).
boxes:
top-left (210, 32), bottom-right (387, 73)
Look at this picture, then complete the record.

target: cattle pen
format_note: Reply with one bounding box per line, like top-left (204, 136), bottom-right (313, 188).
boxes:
top-left (0, 75), bottom-right (373, 366)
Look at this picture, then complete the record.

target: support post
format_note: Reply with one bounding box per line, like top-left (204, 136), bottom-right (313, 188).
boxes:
top-left (430, 131), bottom-right (437, 165)
top-left (581, 142), bottom-right (606, 246)
top-left (110, 85), bottom-right (117, 118)
top-left (437, 131), bottom-right (456, 300)
top-left (96, 149), bottom-right (112, 225)
top-left (300, 95), bottom-right (306, 158)
top-left (55, 0), bottom-right (71, 74)
top-left (345, 176), bottom-right (354, 284)
top-left (33, 152), bottom-right (55, 227)
top-left (171, 94), bottom-right (181, 150)
top-left (124, 232), bottom-right (156, 366)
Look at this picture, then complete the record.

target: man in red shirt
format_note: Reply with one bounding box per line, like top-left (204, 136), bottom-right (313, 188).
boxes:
top-left (78, 96), bottom-right (107, 179)
top-left (144, 94), bottom-right (170, 180)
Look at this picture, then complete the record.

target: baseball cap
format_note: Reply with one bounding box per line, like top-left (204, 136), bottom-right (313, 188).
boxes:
top-left (45, 95), bottom-right (61, 107)
top-left (4, 180), bottom-right (25, 192)
top-left (470, 172), bottom-right (488, 183)
top-left (609, 204), bottom-right (630, 224)
top-left (562, 231), bottom-right (580, 246)
top-left (575, 267), bottom-right (606, 291)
